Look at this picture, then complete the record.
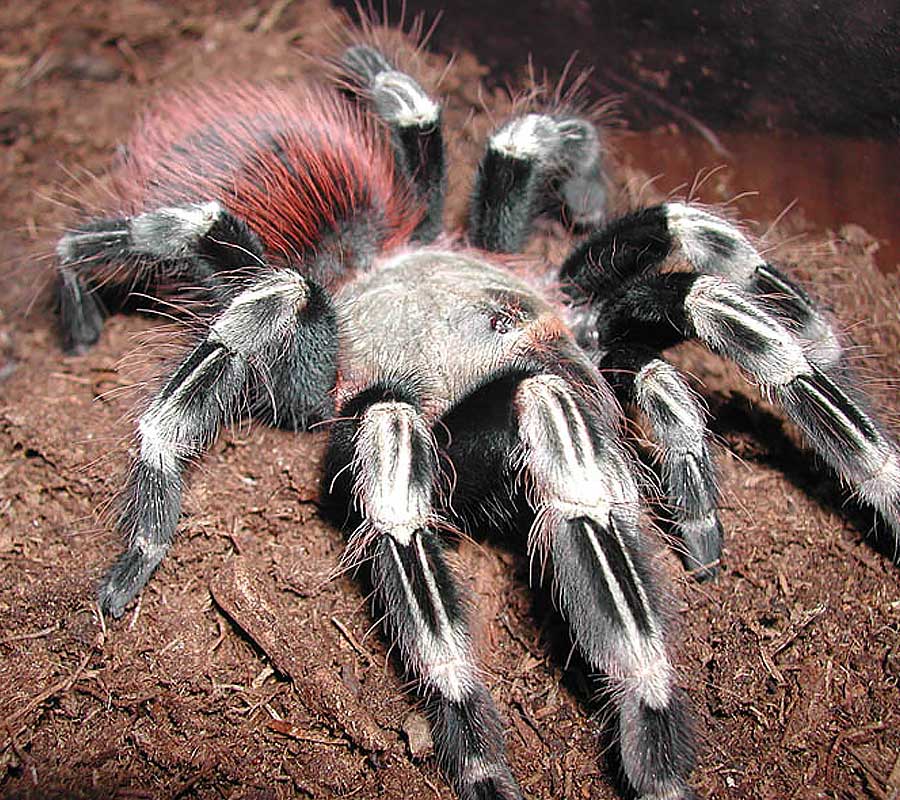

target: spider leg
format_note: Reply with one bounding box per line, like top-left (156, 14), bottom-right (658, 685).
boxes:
top-left (512, 372), bottom-right (694, 800)
top-left (597, 270), bottom-right (900, 552)
top-left (339, 45), bottom-right (446, 243)
top-left (604, 346), bottom-right (722, 581)
top-left (100, 269), bottom-right (337, 617)
top-left (469, 112), bottom-right (606, 253)
top-left (324, 393), bottom-right (523, 800)
top-left (562, 202), bottom-right (847, 372)
top-left (56, 201), bottom-right (264, 353)
top-left (665, 202), bottom-right (851, 373)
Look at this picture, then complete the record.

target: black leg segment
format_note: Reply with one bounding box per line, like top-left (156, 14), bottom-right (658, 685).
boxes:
top-left (470, 113), bottom-right (605, 253)
top-left (560, 205), bottom-right (674, 301)
top-left (340, 44), bottom-right (446, 243)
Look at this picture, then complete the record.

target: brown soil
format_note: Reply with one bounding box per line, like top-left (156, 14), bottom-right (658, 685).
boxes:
top-left (1, 3), bottom-right (899, 800)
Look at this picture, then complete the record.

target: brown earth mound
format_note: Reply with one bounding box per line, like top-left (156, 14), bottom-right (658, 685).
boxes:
top-left (1, 2), bottom-right (898, 799)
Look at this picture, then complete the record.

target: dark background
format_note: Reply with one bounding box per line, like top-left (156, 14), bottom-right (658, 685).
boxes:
top-left (335, 0), bottom-right (900, 134)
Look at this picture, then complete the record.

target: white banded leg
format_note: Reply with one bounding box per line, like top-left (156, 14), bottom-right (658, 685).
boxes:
top-left (604, 348), bottom-right (722, 580)
top-left (470, 112), bottom-right (606, 253)
top-left (349, 401), bottom-right (522, 800)
top-left (56, 201), bottom-right (264, 353)
top-left (681, 274), bottom-right (900, 549)
top-left (99, 271), bottom-right (312, 617)
top-left (513, 374), bottom-right (694, 800)
top-left (665, 202), bottom-right (844, 371)
top-left (339, 45), bottom-right (445, 242)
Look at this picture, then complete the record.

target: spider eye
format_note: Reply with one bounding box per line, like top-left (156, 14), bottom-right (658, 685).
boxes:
top-left (490, 313), bottom-right (512, 333)
top-left (489, 304), bottom-right (527, 334)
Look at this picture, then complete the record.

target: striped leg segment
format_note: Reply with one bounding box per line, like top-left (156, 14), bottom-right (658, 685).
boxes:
top-left (604, 348), bottom-right (722, 580)
top-left (470, 113), bottom-right (606, 253)
top-left (562, 202), bottom-right (846, 372)
top-left (99, 270), bottom-right (335, 617)
top-left (56, 201), bottom-right (264, 353)
top-left (513, 374), bottom-right (694, 800)
top-left (665, 202), bottom-right (846, 371)
top-left (684, 275), bottom-right (900, 547)
top-left (347, 400), bottom-right (522, 800)
top-left (601, 271), bottom-right (900, 551)
top-left (339, 45), bottom-right (446, 243)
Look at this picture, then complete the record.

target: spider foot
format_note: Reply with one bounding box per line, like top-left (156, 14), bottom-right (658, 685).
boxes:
top-left (472, 112), bottom-right (605, 252)
top-left (338, 43), bottom-right (445, 243)
top-left (677, 516), bottom-right (723, 582)
top-left (430, 690), bottom-right (525, 800)
top-left (99, 461), bottom-right (182, 617)
top-left (342, 45), bottom-right (439, 129)
top-left (340, 44), bottom-right (392, 84)
top-left (98, 544), bottom-right (168, 618)
top-left (619, 692), bottom-right (695, 800)
top-left (56, 268), bottom-right (105, 354)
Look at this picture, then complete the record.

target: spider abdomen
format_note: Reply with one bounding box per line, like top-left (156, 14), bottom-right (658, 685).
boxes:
top-left (113, 82), bottom-right (422, 282)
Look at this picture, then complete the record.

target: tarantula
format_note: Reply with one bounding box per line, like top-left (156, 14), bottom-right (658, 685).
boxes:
top-left (53, 22), bottom-right (899, 800)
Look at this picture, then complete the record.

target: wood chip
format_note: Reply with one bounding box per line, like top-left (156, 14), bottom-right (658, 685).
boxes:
top-left (402, 712), bottom-right (433, 760)
top-left (210, 557), bottom-right (388, 752)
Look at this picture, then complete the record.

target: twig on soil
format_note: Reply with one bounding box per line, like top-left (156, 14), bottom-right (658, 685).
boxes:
top-left (0, 623), bottom-right (58, 645)
top-left (753, 631), bottom-right (784, 684)
top-left (499, 614), bottom-right (543, 660)
top-left (170, 761), bottom-right (216, 799)
top-left (510, 697), bottom-right (548, 748)
top-left (331, 616), bottom-right (372, 664)
top-left (847, 745), bottom-right (890, 800)
top-left (233, 685), bottom-right (285, 719)
top-left (827, 722), bottom-right (886, 785)
top-left (96, 603), bottom-right (108, 640)
top-left (128, 593), bottom-right (143, 630)
top-left (48, 372), bottom-right (93, 385)
top-left (208, 614), bottom-right (226, 653)
top-left (770, 603), bottom-right (827, 656)
top-left (210, 557), bottom-right (389, 752)
top-left (266, 718), bottom-right (350, 747)
top-left (422, 774), bottom-right (442, 798)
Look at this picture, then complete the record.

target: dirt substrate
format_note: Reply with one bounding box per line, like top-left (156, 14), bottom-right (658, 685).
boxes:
top-left (1, 2), bottom-right (899, 799)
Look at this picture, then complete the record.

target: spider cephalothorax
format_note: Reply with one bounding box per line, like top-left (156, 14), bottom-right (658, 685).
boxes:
top-left (53, 20), bottom-right (899, 800)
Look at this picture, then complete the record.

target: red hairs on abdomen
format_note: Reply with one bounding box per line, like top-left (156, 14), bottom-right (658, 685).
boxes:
top-left (113, 81), bottom-right (421, 275)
